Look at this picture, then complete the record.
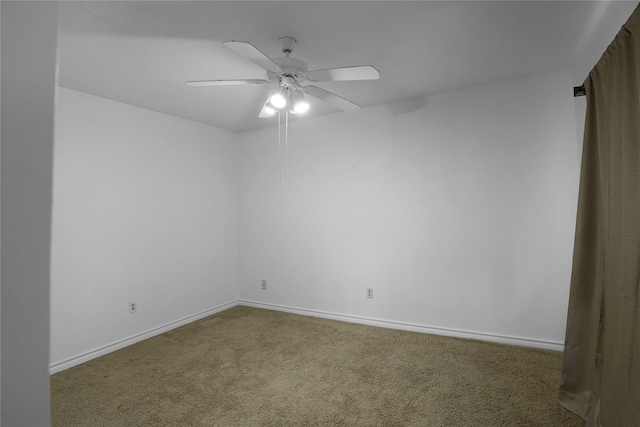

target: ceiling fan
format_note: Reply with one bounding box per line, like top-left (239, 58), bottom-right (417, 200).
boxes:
top-left (185, 37), bottom-right (379, 118)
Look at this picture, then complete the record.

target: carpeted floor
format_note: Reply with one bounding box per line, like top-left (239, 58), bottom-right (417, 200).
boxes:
top-left (51, 306), bottom-right (584, 426)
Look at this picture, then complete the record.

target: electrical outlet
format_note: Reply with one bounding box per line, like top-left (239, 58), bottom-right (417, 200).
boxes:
top-left (261, 280), bottom-right (267, 290)
top-left (367, 288), bottom-right (373, 299)
top-left (129, 302), bottom-right (137, 314)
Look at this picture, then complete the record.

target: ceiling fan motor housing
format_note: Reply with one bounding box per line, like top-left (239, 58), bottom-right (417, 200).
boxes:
top-left (270, 56), bottom-right (309, 83)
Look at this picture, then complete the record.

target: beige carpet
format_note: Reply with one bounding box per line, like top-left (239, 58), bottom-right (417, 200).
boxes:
top-left (51, 306), bottom-right (584, 426)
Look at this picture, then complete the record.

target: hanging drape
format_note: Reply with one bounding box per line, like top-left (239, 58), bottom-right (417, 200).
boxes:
top-left (559, 5), bottom-right (640, 427)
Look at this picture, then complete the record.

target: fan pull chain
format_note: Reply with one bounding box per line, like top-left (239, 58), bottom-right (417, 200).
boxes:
top-left (278, 111), bottom-right (284, 184)
top-left (284, 110), bottom-right (289, 183)
top-left (276, 110), bottom-right (289, 184)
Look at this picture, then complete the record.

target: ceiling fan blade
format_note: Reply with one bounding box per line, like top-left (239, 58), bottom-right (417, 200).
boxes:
top-left (223, 41), bottom-right (282, 74)
top-left (185, 79), bottom-right (267, 87)
top-left (305, 66), bottom-right (379, 82)
top-left (303, 85), bottom-right (360, 112)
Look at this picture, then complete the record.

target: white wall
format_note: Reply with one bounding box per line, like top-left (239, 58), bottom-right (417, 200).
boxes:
top-left (1, 2), bottom-right (58, 425)
top-left (50, 88), bottom-right (239, 371)
top-left (238, 69), bottom-right (579, 349)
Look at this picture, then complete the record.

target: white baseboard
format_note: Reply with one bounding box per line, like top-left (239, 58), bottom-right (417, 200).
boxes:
top-left (50, 299), bottom-right (564, 375)
top-left (238, 300), bottom-right (565, 352)
top-left (49, 300), bottom-right (238, 375)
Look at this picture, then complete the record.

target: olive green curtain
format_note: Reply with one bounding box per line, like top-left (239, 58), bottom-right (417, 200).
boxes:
top-left (559, 5), bottom-right (640, 426)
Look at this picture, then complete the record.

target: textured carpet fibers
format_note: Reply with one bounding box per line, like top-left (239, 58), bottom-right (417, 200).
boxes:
top-left (51, 306), bottom-right (584, 426)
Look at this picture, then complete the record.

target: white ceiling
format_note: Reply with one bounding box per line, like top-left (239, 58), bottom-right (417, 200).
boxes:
top-left (58, 1), bottom-right (637, 133)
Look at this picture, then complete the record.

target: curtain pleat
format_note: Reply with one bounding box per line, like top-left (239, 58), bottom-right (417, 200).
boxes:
top-left (559, 5), bottom-right (640, 426)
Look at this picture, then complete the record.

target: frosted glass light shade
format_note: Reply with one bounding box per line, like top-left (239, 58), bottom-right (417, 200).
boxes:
top-left (263, 105), bottom-right (276, 117)
top-left (269, 88), bottom-right (287, 109)
top-left (291, 90), bottom-right (309, 114)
